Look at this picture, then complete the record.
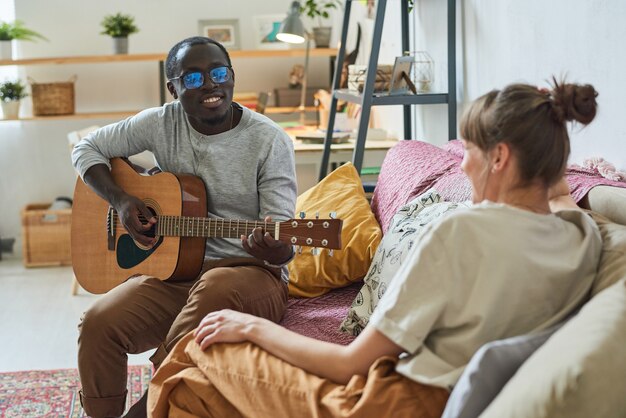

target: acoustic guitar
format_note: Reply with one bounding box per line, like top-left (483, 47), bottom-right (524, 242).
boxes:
top-left (71, 158), bottom-right (342, 294)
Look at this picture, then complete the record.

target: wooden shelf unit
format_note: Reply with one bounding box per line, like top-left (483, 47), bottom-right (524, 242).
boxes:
top-left (1, 106), bottom-right (319, 122)
top-left (0, 49), bottom-right (337, 66)
top-left (0, 49), bottom-right (337, 123)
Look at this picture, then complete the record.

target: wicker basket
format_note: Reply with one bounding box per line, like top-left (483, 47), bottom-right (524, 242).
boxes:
top-left (21, 203), bottom-right (72, 267)
top-left (28, 76), bottom-right (76, 116)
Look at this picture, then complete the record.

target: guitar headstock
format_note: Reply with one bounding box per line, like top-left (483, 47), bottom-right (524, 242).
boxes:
top-left (278, 216), bottom-right (343, 250)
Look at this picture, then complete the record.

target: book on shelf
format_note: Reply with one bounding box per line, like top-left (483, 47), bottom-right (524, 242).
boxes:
top-left (295, 130), bottom-right (350, 144)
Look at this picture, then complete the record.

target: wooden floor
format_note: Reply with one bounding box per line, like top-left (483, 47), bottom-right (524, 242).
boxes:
top-left (0, 257), bottom-right (152, 372)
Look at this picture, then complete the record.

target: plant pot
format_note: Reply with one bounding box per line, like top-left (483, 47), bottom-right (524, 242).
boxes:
top-left (0, 40), bottom-right (13, 60)
top-left (312, 27), bottom-right (332, 48)
top-left (1, 100), bottom-right (20, 120)
top-left (112, 37), bottom-right (128, 54)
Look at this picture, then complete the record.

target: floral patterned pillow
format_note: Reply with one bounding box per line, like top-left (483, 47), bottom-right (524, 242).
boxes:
top-left (340, 190), bottom-right (470, 336)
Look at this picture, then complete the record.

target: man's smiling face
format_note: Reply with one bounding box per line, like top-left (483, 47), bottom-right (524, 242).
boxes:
top-left (167, 43), bottom-right (234, 134)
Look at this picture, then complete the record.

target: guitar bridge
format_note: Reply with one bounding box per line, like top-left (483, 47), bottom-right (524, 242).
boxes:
top-left (107, 206), bottom-right (116, 251)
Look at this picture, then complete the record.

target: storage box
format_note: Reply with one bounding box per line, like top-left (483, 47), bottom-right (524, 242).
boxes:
top-left (21, 204), bottom-right (72, 267)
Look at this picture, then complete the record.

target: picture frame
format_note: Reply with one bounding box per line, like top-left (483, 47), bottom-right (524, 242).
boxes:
top-left (388, 55), bottom-right (415, 95)
top-left (252, 15), bottom-right (289, 50)
top-left (198, 19), bottom-right (241, 50)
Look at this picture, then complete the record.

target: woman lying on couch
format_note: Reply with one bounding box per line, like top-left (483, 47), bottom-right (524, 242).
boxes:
top-left (147, 80), bottom-right (601, 418)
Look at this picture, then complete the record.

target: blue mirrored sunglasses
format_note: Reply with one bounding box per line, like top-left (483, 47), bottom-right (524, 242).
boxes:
top-left (170, 66), bottom-right (232, 89)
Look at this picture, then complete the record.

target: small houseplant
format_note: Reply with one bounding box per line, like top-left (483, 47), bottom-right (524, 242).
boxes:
top-left (100, 12), bottom-right (139, 55)
top-left (0, 79), bottom-right (28, 119)
top-left (300, 0), bottom-right (341, 48)
top-left (0, 20), bottom-right (47, 60)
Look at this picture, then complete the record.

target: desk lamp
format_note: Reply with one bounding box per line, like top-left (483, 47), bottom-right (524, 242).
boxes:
top-left (277, 1), bottom-right (310, 125)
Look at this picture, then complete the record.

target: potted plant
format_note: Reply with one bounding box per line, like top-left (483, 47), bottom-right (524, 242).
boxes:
top-left (0, 20), bottom-right (47, 60)
top-left (100, 12), bottom-right (139, 55)
top-left (0, 79), bottom-right (28, 120)
top-left (300, 0), bottom-right (341, 48)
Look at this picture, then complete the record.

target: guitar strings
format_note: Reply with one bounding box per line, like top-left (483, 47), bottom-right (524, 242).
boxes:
top-left (109, 217), bottom-right (333, 243)
top-left (110, 212), bottom-right (335, 243)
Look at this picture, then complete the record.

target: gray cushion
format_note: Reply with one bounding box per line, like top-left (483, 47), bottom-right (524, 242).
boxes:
top-left (442, 324), bottom-right (563, 418)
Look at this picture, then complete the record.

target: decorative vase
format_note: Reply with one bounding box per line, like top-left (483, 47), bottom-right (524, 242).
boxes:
top-left (112, 37), bottom-right (128, 54)
top-left (0, 40), bottom-right (13, 60)
top-left (412, 51), bottom-right (434, 93)
top-left (1, 100), bottom-right (20, 120)
top-left (312, 27), bottom-right (332, 48)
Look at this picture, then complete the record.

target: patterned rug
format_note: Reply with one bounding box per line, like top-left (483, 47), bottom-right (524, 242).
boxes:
top-left (0, 365), bottom-right (152, 418)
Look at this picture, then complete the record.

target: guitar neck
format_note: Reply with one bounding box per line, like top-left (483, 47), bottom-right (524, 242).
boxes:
top-left (127, 214), bottom-right (342, 249)
top-left (156, 215), bottom-right (278, 240)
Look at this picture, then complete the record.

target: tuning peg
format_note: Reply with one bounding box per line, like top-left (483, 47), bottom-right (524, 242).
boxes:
top-left (329, 249), bottom-right (334, 257)
top-left (299, 211), bottom-right (306, 219)
top-left (329, 211), bottom-right (337, 219)
top-left (311, 247), bottom-right (320, 256)
top-left (315, 211), bottom-right (319, 219)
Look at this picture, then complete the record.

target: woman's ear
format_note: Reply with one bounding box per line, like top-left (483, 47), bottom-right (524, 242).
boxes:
top-left (491, 142), bottom-right (511, 172)
top-left (167, 81), bottom-right (178, 99)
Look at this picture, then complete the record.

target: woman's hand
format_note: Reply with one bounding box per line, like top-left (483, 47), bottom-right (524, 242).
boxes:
top-left (548, 177), bottom-right (579, 211)
top-left (241, 216), bottom-right (293, 266)
top-left (548, 177), bottom-right (571, 200)
top-left (194, 309), bottom-right (260, 350)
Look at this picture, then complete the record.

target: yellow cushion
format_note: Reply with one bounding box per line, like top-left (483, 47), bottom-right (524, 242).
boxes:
top-left (288, 163), bottom-right (383, 297)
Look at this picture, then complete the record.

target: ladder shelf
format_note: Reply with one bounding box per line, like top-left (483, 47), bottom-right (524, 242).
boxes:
top-left (319, 0), bottom-right (457, 180)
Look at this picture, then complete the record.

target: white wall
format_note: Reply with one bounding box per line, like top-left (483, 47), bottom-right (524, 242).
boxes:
top-left (409, 0), bottom-right (461, 143)
top-left (416, 0), bottom-right (626, 173)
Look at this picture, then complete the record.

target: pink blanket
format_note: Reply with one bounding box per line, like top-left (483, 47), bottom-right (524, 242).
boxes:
top-left (565, 165), bottom-right (626, 202)
top-left (280, 283), bottom-right (359, 345)
top-left (373, 140), bottom-right (626, 232)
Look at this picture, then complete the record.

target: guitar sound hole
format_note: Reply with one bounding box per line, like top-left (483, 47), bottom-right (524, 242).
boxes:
top-left (138, 207), bottom-right (158, 238)
top-left (145, 224), bottom-right (156, 238)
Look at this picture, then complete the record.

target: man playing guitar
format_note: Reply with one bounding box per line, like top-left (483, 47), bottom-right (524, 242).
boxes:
top-left (71, 36), bottom-right (297, 418)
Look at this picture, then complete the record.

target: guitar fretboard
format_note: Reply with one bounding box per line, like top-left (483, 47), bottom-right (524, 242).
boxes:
top-left (156, 216), bottom-right (277, 239)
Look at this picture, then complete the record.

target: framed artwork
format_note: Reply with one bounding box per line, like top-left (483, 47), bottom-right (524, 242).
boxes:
top-left (198, 19), bottom-right (241, 50)
top-left (388, 55), bottom-right (415, 95)
top-left (253, 15), bottom-right (289, 50)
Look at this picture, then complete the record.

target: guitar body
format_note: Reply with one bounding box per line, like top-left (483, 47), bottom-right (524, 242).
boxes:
top-left (72, 158), bottom-right (207, 294)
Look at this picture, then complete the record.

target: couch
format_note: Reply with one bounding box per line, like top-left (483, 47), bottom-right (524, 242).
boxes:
top-left (278, 139), bottom-right (626, 418)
